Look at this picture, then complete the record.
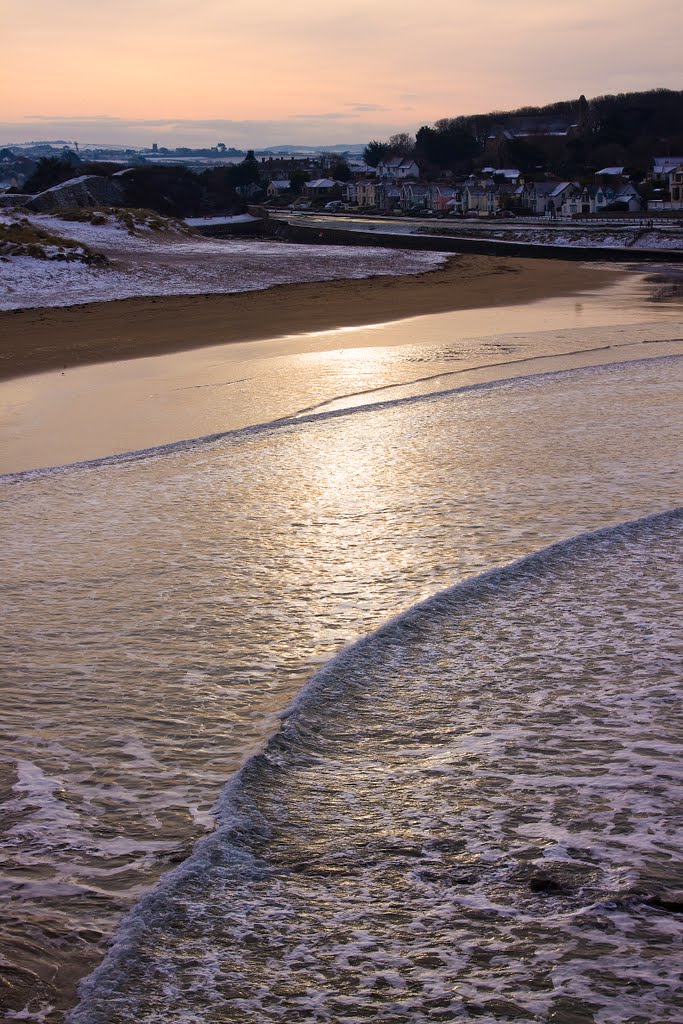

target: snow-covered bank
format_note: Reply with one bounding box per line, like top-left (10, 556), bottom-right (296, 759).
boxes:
top-left (282, 213), bottom-right (683, 253)
top-left (414, 222), bottom-right (683, 251)
top-left (185, 214), bottom-right (259, 226)
top-left (0, 211), bottom-right (448, 311)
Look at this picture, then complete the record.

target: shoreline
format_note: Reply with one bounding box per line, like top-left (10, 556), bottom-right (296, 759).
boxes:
top-left (0, 254), bottom-right (616, 382)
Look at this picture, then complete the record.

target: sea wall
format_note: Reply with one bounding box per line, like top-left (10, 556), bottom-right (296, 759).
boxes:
top-left (193, 219), bottom-right (264, 238)
top-left (258, 218), bottom-right (683, 263)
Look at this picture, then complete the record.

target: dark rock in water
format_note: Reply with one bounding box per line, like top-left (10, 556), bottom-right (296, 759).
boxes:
top-left (547, 995), bottom-right (599, 1023)
top-left (415, 867), bottom-right (476, 885)
top-left (467, 998), bottom-right (529, 1019)
top-left (647, 894), bottom-right (683, 914)
top-left (428, 836), bottom-right (467, 854)
top-left (413, 952), bottom-right (447, 969)
top-left (528, 875), bottom-right (565, 894)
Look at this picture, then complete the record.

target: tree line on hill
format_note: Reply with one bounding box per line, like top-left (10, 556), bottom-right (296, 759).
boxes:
top-left (364, 89), bottom-right (683, 180)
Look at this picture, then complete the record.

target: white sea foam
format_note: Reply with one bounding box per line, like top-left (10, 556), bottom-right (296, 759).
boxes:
top-left (1, 356), bottom-right (681, 1021)
top-left (68, 510), bottom-right (683, 1023)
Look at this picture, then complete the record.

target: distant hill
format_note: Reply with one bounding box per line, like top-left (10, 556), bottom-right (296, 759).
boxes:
top-left (415, 89), bottom-right (683, 177)
top-left (465, 88), bottom-right (682, 143)
top-left (261, 145), bottom-right (367, 155)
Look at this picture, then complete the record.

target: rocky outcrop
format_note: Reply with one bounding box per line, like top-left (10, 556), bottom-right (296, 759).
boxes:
top-left (0, 193), bottom-right (29, 208)
top-left (24, 175), bottom-right (125, 213)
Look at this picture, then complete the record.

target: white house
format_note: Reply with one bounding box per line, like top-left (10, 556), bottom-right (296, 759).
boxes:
top-left (376, 157), bottom-right (420, 180)
top-left (523, 181), bottom-right (577, 216)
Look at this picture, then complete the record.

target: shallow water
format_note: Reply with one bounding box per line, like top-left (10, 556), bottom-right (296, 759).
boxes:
top-left (1, 350), bottom-right (682, 1020)
top-left (2, 269), bottom-right (682, 473)
top-left (70, 510), bottom-right (683, 1024)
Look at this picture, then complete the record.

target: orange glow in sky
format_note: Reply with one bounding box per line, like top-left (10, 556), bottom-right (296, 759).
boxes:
top-left (3, 0), bottom-right (682, 146)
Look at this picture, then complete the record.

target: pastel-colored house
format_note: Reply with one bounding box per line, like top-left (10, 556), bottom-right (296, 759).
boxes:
top-left (653, 157), bottom-right (683, 182)
top-left (668, 165), bottom-right (683, 208)
top-left (356, 178), bottom-right (379, 207)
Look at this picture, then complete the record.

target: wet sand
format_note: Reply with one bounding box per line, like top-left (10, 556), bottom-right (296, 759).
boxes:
top-left (2, 264), bottom-right (682, 475)
top-left (0, 255), bottom-right (614, 382)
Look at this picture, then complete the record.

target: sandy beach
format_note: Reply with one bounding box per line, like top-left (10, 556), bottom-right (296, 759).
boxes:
top-left (0, 254), bottom-right (614, 382)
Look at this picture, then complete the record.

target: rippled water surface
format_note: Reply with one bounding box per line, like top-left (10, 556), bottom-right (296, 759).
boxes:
top-left (1, 353), bottom-right (682, 1021)
top-left (71, 510), bottom-right (683, 1024)
top-left (2, 269), bottom-right (683, 473)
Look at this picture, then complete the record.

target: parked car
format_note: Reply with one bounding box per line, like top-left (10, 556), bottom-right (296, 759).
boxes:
top-left (324, 200), bottom-right (343, 211)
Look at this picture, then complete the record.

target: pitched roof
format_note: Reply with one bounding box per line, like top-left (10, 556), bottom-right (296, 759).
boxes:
top-left (482, 167), bottom-right (521, 179)
top-left (531, 182), bottom-right (560, 195)
top-left (549, 182), bottom-right (575, 197)
top-left (378, 157), bottom-right (419, 171)
top-left (653, 157), bottom-right (683, 174)
top-left (392, 157), bottom-right (417, 166)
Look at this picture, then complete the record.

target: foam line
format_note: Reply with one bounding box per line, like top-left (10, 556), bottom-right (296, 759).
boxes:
top-left (3, 351), bottom-right (681, 486)
top-left (66, 505), bottom-right (682, 1022)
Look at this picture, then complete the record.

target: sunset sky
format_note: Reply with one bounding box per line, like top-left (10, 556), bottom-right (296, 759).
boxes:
top-left (3, 0), bottom-right (682, 148)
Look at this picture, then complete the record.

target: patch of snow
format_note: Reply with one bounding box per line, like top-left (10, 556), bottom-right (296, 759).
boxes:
top-left (633, 232), bottom-right (683, 250)
top-left (0, 211), bottom-right (448, 311)
top-left (185, 214), bottom-right (259, 226)
top-left (429, 223), bottom-right (682, 252)
top-left (38, 175), bottom-right (96, 195)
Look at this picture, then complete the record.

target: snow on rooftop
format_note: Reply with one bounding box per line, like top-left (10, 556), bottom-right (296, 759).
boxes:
top-left (653, 157), bottom-right (683, 172)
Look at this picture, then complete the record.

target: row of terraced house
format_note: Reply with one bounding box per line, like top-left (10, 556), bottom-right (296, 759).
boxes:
top-left (345, 173), bottom-right (644, 217)
top-left (269, 154), bottom-right (683, 216)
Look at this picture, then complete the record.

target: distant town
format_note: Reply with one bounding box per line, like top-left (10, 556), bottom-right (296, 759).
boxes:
top-left (2, 88), bottom-right (683, 219)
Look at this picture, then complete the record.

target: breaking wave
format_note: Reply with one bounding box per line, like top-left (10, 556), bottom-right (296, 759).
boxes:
top-left (69, 508), bottom-right (683, 1024)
